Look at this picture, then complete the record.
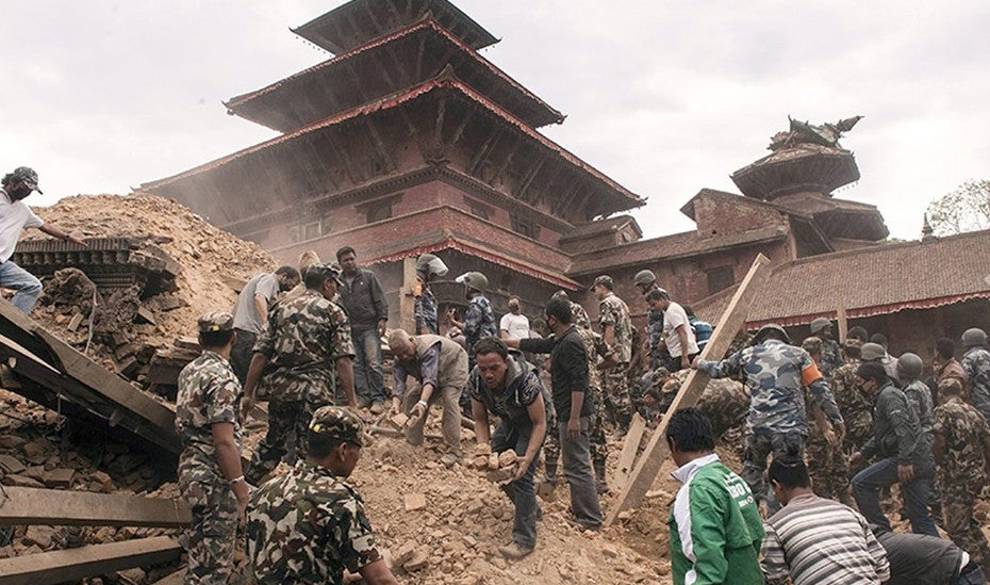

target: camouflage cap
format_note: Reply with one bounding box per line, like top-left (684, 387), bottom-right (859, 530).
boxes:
top-left (9, 166), bottom-right (42, 194)
top-left (591, 275), bottom-right (614, 290)
top-left (309, 405), bottom-right (364, 447)
top-left (860, 342), bottom-right (887, 361)
top-left (305, 262), bottom-right (343, 286)
top-left (197, 311), bottom-right (234, 333)
top-left (809, 317), bottom-right (831, 334)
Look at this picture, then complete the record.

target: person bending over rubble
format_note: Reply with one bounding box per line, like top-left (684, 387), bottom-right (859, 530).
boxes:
top-left (248, 406), bottom-right (399, 585)
top-left (175, 312), bottom-right (248, 585)
top-left (241, 263), bottom-right (357, 485)
top-left (388, 328), bottom-right (467, 456)
top-left (469, 337), bottom-right (552, 560)
top-left (1, 166), bottom-right (86, 314)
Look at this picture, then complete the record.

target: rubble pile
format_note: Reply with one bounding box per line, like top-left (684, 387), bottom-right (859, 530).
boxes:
top-left (21, 193), bottom-right (276, 392)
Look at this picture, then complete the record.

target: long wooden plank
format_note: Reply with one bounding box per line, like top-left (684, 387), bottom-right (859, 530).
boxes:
top-left (836, 304), bottom-right (848, 343)
top-left (605, 254), bottom-right (772, 525)
top-left (0, 536), bottom-right (180, 585)
top-left (612, 413), bottom-right (647, 489)
top-left (0, 487), bottom-right (191, 528)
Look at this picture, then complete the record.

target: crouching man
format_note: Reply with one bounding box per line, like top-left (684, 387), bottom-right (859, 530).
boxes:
top-left (469, 337), bottom-right (551, 560)
top-left (388, 329), bottom-right (467, 455)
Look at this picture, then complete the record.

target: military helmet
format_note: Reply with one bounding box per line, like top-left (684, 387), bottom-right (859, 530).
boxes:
top-left (633, 269), bottom-right (657, 288)
top-left (455, 271), bottom-right (488, 291)
top-left (962, 328), bottom-right (988, 348)
top-left (415, 254), bottom-right (448, 278)
top-left (896, 352), bottom-right (924, 379)
top-left (309, 406), bottom-right (365, 447)
top-left (753, 323), bottom-right (791, 345)
top-left (860, 342), bottom-right (887, 361)
top-left (809, 317), bottom-right (832, 334)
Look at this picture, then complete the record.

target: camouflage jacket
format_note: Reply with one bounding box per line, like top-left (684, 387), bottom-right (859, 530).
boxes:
top-left (903, 379), bottom-right (935, 432)
top-left (933, 398), bottom-right (990, 489)
top-left (697, 339), bottom-right (842, 435)
top-left (175, 351), bottom-right (242, 490)
top-left (463, 294), bottom-right (497, 354)
top-left (647, 309), bottom-right (664, 368)
top-left (254, 289), bottom-right (354, 403)
top-left (575, 326), bottom-right (608, 391)
top-left (820, 338), bottom-right (843, 377)
top-left (962, 347), bottom-right (990, 418)
top-left (831, 359), bottom-right (869, 416)
top-left (247, 460), bottom-right (380, 585)
top-left (571, 302), bottom-right (591, 330)
top-left (414, 276), bottom-right (438, 335)
top-left (598, 292), bottom-right (632, 364)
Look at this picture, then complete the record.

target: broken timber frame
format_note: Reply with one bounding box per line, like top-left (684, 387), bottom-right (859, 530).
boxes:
top-left (0, 536), bottom-right (180, 585)
top-left (0, 487), bottom-right (191, 528)
top-left (605, 254), bottom-right (771, 525)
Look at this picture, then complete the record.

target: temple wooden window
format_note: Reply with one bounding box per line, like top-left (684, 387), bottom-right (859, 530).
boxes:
top-left (706, 266), bottom-right (735, 295)
top-left (287, 226), bottom-right (301, 244)
top-left (365, 200), bottom-right (394, 224)
top-left (465, 197), bottom-right (492, 220)
top-left (511, 214), bottom-right (540, 240)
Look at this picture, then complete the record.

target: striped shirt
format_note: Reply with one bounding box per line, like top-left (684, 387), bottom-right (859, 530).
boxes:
top-left (761, 493), bottom-right (890, 585)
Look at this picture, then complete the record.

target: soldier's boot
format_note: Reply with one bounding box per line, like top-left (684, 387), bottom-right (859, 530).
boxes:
top-left (594, 460), bottom-right (608, 495)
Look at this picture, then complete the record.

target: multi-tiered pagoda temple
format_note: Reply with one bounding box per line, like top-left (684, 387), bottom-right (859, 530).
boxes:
top-left (142, 0), bottom-right (644, 320)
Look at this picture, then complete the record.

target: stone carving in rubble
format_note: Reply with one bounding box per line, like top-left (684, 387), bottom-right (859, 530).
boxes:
top-left (769, 115), bottom-right (864, 151)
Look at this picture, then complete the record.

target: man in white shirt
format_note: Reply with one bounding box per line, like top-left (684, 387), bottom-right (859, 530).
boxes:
top-left (499, 297), bottom-right (530, 341)
top-left (1, 167), bottom-right (85, 314)
top-left (646, 288), bottom-right (699, 371)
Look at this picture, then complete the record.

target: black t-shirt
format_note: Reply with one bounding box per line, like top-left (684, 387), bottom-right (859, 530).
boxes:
top-left (878, 531), bottom-right (962, 585)
top-left (519, 326), bottom-right (590, 421)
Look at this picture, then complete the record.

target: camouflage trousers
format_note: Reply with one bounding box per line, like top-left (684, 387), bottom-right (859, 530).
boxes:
top-left (603, 365), bottom-right (633, 432)
top-left (942, 481), bottom-right (990, 573)
top-left (178, 478), bottom-right (238, 585)
top-left (545, 388), bottom-right (608, 482)
top-left (742, 430), bottom-right (804, 511)
top-left (806, 430), bottom-right (852, 505)
top-left (842, 411), bottom-right (873, 456)
top-left (246, 393), bottom-right (331, 485)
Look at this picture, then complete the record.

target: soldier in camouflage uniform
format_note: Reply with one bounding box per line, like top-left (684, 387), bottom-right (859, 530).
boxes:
top-left (809, 317), bottom-right (843, 376)
top-left (801, 336), bottom-right (852, 504)
top-left (632, 270), bottom-right (667, 370)
top-left (175, 312), bottom-right (249, 585)
top-left (933, 378), bottom-right (990, 575)
top-left (447, 271), bottom-right (496, 370)
top-left (414, 254), bottom-right (447, 335)
top-left (592, 275), bottom-right (634, 432)
top-left (962, 328), bottom-right (990, 421)
top-left (830, 340), bottom-right (871, 456)
top-left (241, 263), bottom-right (356, 485)
top-left (695, 324), bottom-right (843, 509)
top-left (247, 406), bottom-right (399, 585)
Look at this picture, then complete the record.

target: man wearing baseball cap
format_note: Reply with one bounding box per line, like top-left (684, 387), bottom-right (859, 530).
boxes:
top-left (248, 406), bottom-right (399, 585)
top-left (1, 166), bottom-right (86, 313)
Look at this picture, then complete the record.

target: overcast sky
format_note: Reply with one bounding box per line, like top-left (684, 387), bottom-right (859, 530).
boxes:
top-left (2, 0), bottom-right (987, 241)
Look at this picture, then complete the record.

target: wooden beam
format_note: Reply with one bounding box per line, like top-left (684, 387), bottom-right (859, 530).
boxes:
top-left (364, 118), bottom-right (396, 173)
top-left (151, 569), bottom-right (187, 585)
top-left (516, 155), bottom-right (547, 202)
top-left (399, 257), bottom-right (417, 334)
top-left (613, 413), bottom-right (647, 489)
top-left (0, 536), bottom-right (180, 585)
top-left (493, 134), bottom-right (523, 186)
top-left (605, 254), bottom-right (772, 525)
top-left (468, 126), bottom-right (502, 175)
top-left (0, 487), bottom-right (191, 528)
top-left (447, 108), bottom-right (475, 150)
top-left (837, 304), bottom-right (848, 343)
